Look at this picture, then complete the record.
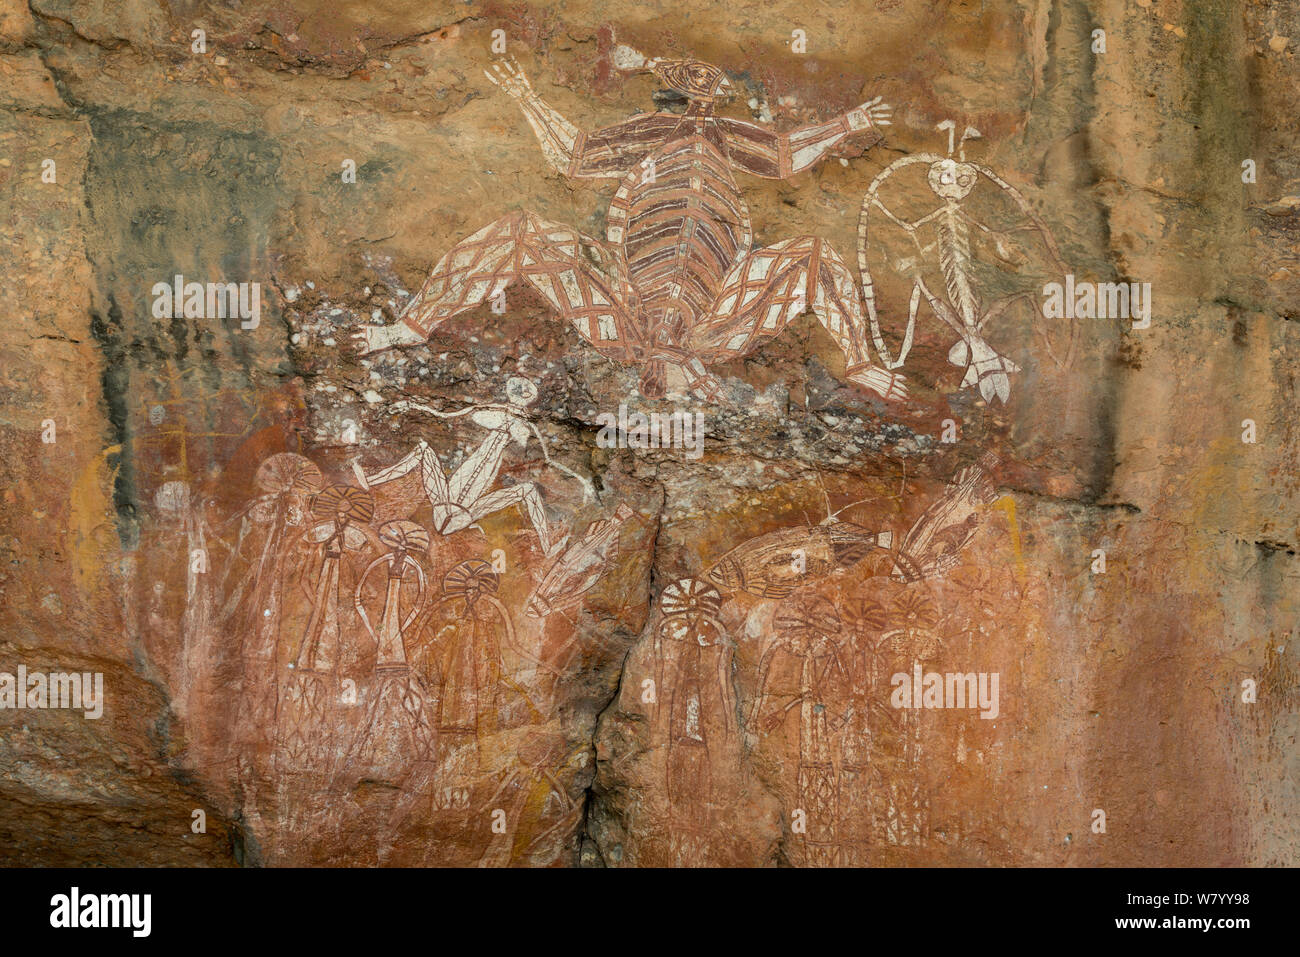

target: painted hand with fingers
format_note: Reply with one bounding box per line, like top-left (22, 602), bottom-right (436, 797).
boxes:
top-left (484, 57), bottom-right (535, 99)
top-left (846, 95), bottom-right (892, 131)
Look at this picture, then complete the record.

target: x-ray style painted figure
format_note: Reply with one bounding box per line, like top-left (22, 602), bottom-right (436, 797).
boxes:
top-left (354, 377), bottom-right (587, 558)
top-left (277, 484), bottom-right (373, 771)
top-left (349, 520), bottom-right (436, 781)
top-left (151, 480), bottom-right (219, 721)
top-left (750, 594), bottom-right (850, 866)
top-left (707, 458), bottom-right (1001, 602)
top-left (223, 453), bottom-right (323, 744)
top-left (525, 503), bottom-right (635, 619)
top-left (351, 51), bottom-right (906, 404)
top-left (653, 579), bottom-right (736, 841)
top-left (418, 559), bottom-right (513, 809)
top-left (859, 122), bottom-right (1072, 402)
top-left (880, 595), bottom-right (945, 846)
top-left (148, 18), bottom-right (1080, 868)
top-left (376, 558), bottom-right (529, 864)
top-left (481, 730), bottom-right (585, 867)
top-left (706, 510), bottom-right (893, 598)
top-left (891, 454), bottom-right (999, 583)
top-left (834, 596), bottom-right (894, 863)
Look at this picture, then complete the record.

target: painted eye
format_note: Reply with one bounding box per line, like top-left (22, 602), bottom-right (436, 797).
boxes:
top-left (959, 175), bottom-right (974, 187)
top-left (941, 170), bottom-right (955, 184)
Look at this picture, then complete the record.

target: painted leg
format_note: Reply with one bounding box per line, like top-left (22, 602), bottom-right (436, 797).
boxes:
top-left (469, 483), bottom-right (568, 557)
top-left (917, 277), bottom-right (1020, 404)
top-left (357, 441), bottom-right (473, 533)
top-left (638, 345), bottom-right (728, 404)
top-left (358, 441), bottom-right (450, 502)
top-left (687, 236), bottom-right (907, 402)
top-left (353, 211), bottom-right (642, 360)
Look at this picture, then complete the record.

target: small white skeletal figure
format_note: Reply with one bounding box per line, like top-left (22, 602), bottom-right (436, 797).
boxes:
top-left (858, 121), bottom-right (1072, 402)
top-left (353, 376), bottom-right (591, 558)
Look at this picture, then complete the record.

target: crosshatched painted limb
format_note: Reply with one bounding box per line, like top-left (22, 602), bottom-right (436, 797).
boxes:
top-left (353, 210), bottom-right (641, 359)
top-left (687, 236), bottom-right (907, 402)
top-left (489, 58), bottom-right (680, 180)
top-left (720, 96), bottom-right (892, 180)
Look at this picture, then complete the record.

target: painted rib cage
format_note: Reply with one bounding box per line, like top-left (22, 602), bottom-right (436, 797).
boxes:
top-left (617, 134), bottom-right (749, 337)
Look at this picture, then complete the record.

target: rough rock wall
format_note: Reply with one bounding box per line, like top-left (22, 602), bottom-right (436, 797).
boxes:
top-left (0, 0), bottom-right (1295, 866)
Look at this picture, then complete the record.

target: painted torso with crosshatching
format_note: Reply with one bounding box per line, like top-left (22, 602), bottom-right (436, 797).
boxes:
top-left (601, 104), bottom-right (753, 351)
top-left (561, 97), bottom-right (859, 365)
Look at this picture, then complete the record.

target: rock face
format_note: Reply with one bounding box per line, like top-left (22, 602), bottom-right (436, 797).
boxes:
top-left (1, 0), bottom-right (1297, 867)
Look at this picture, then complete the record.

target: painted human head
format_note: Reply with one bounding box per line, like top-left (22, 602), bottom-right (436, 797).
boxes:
top-left (613, 44), bottom-right (735, 102)
top-left (928, 158), bottom-right (978, 200)
top-left (505, 376), bottom-right (539, 407)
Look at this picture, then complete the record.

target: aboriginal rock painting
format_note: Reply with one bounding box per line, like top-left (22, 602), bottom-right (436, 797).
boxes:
top-left (859, 124), bottom-right (1073, 402)
top-left (350, 50), bottom-right (908, 403)
top-left (137, 38), bottom-right (1080, 867)
top-left (343, 51), bottom-right (1074, 406)
top-left (595, 460), bottom-right (1046, 867)
top-left (138, 382), bottom-right (640, 867)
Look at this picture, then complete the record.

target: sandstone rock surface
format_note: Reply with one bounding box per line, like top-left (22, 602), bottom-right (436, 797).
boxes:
top-left (0, 0), bottom-right (1296, 866)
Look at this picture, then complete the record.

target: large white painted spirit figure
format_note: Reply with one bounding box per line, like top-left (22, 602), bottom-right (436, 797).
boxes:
top-left (859, 123), bottom-right (1072, 402)
top-left (352, 50), bottom-right (905, 403)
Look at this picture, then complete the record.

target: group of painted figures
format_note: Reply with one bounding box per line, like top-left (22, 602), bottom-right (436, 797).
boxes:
top-left (624, 455), bottom-right (1006, 865)
top-left (352, 49), bottom-right (1073, 405)
top-left (188, 431), bottom-right (1001, 866)
top-left (157, 45), bottom-right (1068, 864)
top-left (200, 432), bottom-right (630, 865)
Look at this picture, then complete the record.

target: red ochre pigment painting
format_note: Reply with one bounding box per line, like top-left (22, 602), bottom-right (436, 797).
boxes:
top-left (1, 0), bottom-right (1297, 870)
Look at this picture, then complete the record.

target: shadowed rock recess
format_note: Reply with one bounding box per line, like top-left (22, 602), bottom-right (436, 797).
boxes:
top-left (0, 0), bottom-right (1295, 867)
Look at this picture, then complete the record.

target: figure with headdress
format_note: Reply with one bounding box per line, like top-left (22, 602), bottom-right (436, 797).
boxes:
top-left (276, 483), bottom-right (373, 775)
top-left (410, 559), bottom-right (516, 808)
top-left (348, 520), bottom-right (435, 783)
top-left (650, 578), bottom-right (737, 861)
top-left (750, 593), bottom-right (849, 866)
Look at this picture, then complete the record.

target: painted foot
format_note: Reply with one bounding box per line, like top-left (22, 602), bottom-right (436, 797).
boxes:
top-left (351, 322), bottom-right (425, 356)
top-left (848, 363), bottom-right (908, 402)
